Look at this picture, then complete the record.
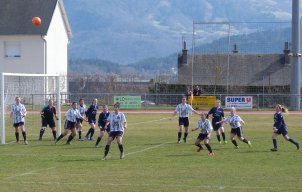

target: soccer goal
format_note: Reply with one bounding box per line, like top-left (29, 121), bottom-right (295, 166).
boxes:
top-left (0, 73), bottom-right (65, 144)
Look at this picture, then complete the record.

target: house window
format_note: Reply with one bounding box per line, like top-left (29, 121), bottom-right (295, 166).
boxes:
top-left (4, 41), bottom-right (21, 58)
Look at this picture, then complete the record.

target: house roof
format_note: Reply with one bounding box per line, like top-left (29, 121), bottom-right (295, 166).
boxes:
top-left (0, 0), bottom-right (72, 39)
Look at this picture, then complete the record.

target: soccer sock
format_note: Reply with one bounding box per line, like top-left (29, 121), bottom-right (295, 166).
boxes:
top-left (22, 131), bottom-right (27, 141)
top-left (96, 137), bottom-right (102, 146)
top-left (52, 130), bottom-right (57, 140)
top-left (39, 128), bottom-right (45, 139)
top-left (184, 132), bottom-right (188, 139)
top-left (86, 128), bottom-right (92, 137)
top-left (196, 143), bottom-right (203, 149)
top-left (242, 138), bottom-right (248, 144)
top-left (178, 132), bottom-right (182, 141)
top-left (67, 135), bottom-right (74, 143)
top-left (231, 139), bottom-right (238, 146)
top-left (205, 144), bottom-right (213, 153)
top-left (288, 138), bottom-right (298, 145)
top-left (90, 129), bottom-right (95, 139)
top-left (221, 132), bottom-right (226, 141)
top-left (273, 139), bottom-right (277, 149)
top-left (15, 132), bottom-right (19, 141)
top-left (104, 145), bottom-right (110, 156)
top-left (78, 131), bottom-right (82, 139)
top-left (216, 135), bottom-right (221, 142)
top-left (56, 134), bottom-right (64, 142)
top-left (118, 144), bottom-right (124, 153)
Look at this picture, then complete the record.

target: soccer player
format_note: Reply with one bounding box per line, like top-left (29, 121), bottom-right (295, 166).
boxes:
top-left (39, 99), bottom-right (59, 141)
top-left (95, 105), bottom-right (110, 148)
top-left (171, 97), bottom-right (199, 143)
top-left (217, 107), bottom-right (252, 149)
top-left (10, 97), bottom-right (28, 145)
top-left (192, 113), bottom-right (214, 156)
top-left (76, 98), bottom-right (86, 141)
top-left (85, 98), bottom-right (98, 141)
top-left (102, 102), bottom-right (127, 160)
top-left (55, 102), bottom-right (87, 145)
top-left (207, 99), bottom-right (227, 144)
top-left (271, 104), bottom-right (300, 151)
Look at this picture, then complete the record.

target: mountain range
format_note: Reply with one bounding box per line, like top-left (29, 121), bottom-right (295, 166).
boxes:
top-left (64, 0), bottom-right (297, 73)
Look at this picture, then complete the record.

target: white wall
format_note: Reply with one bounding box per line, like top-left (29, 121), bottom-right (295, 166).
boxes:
top-left (0, 36), bottom-right (45, 73)
top-left (45, 2), bottom-right (69, 76)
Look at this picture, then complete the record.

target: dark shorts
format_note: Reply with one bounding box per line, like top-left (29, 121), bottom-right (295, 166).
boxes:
top-left (42, 119), bottom-right (56, 128)
top-left (76, 118), bottom-right (83, 124)
top-left (197, 133), bottom-right (209, 141)
top-left (64, 120), bottom-right (76, 130)
top-left (109, 131), bottom-right (123, 139)
top-left (88, 118), bottom-right (96, 124)
top-left (275, 128), bottom-right (288, 136)
top-left (231, 127), bottom-right (243, 137)
top-left (13, 122), bottom-right (24, 128)
top-left (179, 117), bottom-right (189, 127)
top-left (100, 126), bottom-right (110, 133)
top-left (212, 122), bottom-right (223, 131)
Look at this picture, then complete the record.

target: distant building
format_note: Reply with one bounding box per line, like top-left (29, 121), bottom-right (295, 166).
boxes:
top-left (178, 43), bottom-right (291, 87)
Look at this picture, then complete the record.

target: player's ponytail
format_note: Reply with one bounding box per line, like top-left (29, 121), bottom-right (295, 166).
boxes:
top-left (276, 104), bottom-right (288, 113)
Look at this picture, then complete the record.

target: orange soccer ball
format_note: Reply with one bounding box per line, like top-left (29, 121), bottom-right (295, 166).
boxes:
top-left (32, 17), bottom-right (42, 26)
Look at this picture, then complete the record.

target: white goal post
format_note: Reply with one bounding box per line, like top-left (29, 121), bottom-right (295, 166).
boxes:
top-left (0, 73), bottom-right (64, 144)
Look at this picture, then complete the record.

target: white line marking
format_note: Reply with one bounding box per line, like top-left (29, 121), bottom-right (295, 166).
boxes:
top-left (124, 141), bottom-right (172, 157)
top-left (127, 117), bottom-right (170, 126)
top-left (3, 167), bottom-right (56, 180)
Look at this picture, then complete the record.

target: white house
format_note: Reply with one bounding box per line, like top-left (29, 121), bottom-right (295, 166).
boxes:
top-left (0, 0), bottom-right (72, 75)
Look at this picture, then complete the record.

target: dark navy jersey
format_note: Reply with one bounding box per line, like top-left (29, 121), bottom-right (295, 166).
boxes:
top-left (86, 104), bottom-right (98, 120)
top-left (41, 106), bottom-right (56, 120)
top-left (207, 107), bottom-right (224, 123)
top-left (274, 112), bottom-right (286, 130)
top-left (98, 111), bottom-right (110, 128)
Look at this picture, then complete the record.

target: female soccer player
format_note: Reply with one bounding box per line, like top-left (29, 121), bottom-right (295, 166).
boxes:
top-left (10, 97), bottom-right (28, 145)
top-left (95, 105), bottom-right (110, 148)
top-left (192, 113), bottom-right (214, 156)
top-left (102, 102), bottom-right (127, 160)
top-left (85, 98), bottom-right (98, 141)
top-left (76, 98), bottom-right (86, 141)
top-left (207, 99), bottom-right (227, 144)
top-left (55, 102), bottom-right (87, 145)
top-left (39, 99), bottom-right (59, 141)
top-left (271, 104), bottom-right (299, 151)
top-left (217, 107), bottom-right (252, 149)
top-left (171, 97), bottom-right (199, 143)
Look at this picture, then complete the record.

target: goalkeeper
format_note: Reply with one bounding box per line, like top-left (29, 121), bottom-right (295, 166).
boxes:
top-left (39, 99), bottom-right (59, 141)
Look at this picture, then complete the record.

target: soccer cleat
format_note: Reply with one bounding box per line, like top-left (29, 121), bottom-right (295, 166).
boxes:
top-left (102, 156), bottom-right (107, 160)
top-left (66, 142), bottom-right (71, 145)
top-left (24, 140), bottom-right (28, 145)
top-left (296, 143), bottom-right (300, 150)
top-left (183, 138), bottom-right (186, 143)
top-left (197, 147), bottom-right (203, 152)
top-left (39, 137), bottom-right (42, 141)
top-left (54, 139), bottom-right (58, 145)
top-left (84, 136), bottom-right (89, 140)
top-left (223, 140), bottom-right (228, 144)
top-left (219, 141), bottom-right (222, 145)
top-left (95, 144), bottom-right (99, 148)
top-left (120, 152), bottom-right (124, 159)
top-left (177, 140), bottom-right (181, 144)
top-left (270, 148), bottom-right (278, 152)
top-left (247, 141), bottom-right (252, 148)
top-left (235, 146), bottom-right (239, 149)
top-left (208, 152), bottom-right (214, 156)
top-left (78, 138), bottom-right (84, 141)
top-left (90, 138), bottom-right (95, 141)
top-left (16, 141), bottom-right (19, 144)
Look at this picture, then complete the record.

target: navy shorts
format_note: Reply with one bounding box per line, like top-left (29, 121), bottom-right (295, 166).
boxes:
top-left (231, 127), bottom-right (243, 137)
top-left (88, 118), bottom-right (96, 124)
top-left (42, 119), bottom-right (56, 128)
top-left (64, 120), bottom-right (76, 129)
top-left (179, 117), bottom-right (189, 127)
top-left (109, 131), bottom-right (123, 139)
top-left (13, 122), bottom-right (24, 128)
top-left (100, 126), bottom-right (110, 133)
top-left (275, 128), bottom-right (288, 136)
top-left (197, 133), bottom-right (209, 141)
top-left (212, 122), bottom-right (223, 131)
top-left (76, 118), bottom-right (83, 124)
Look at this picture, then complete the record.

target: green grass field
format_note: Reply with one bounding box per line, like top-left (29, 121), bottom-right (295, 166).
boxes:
top-left (1, 113), bottom-right (302, 192)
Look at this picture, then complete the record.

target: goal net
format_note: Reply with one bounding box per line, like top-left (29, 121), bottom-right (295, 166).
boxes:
top-left (0, 73), bottom-right (65, 144)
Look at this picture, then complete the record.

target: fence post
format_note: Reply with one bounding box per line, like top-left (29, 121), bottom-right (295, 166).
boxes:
top-left (257, 94), bottom-right (259, 111)
top-left (1, 73), bottom-right (5, 144)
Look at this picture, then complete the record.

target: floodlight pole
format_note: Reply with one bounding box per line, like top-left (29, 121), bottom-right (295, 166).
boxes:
top-left (1, 73), bottom-right (5, 144)
top-left (290, 0), bottom-right (301, 110)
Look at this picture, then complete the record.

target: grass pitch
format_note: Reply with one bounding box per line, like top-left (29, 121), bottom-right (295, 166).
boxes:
top-left (0, 112), bottom-right (302, 192)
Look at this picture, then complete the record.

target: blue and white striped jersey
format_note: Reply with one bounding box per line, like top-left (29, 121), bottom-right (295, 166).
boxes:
top-left (175, 104), bottom-right (194, 118)
top-left (107, 112), bottom-right (126, 132)
top-left (77, 104), bottom-right (86, 116)
top-left (66, 108), bottom-right (83, 123)
top-left (224, 115), bottom-right (243, 129)
top-left (197, 119), bottom-right (212, 134)
top-left (11, 103), bottom-right (26, 123)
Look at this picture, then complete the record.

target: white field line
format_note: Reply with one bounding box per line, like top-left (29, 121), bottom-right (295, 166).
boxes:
top-left (127, 117), bottom-right (170, 126)
top-left (0, 180), bottom-right (302, 190)
top-left (2, 167), bottom-right (56, 180)
top-left (124, 141), bottom-right (172, 157)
